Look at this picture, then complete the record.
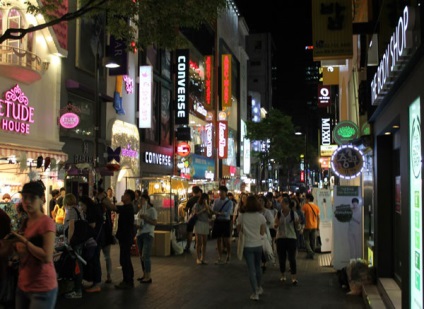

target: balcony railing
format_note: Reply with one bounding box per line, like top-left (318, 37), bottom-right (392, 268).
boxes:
top-left (0, 45), bottom-right (47, 84)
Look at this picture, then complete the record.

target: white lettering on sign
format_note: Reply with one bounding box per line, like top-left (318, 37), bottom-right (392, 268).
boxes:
top-left (371, 6), bottom-right (416, 105)
top-left (144, 151), bottom-right (171, 166)
top-left (322, 118), bottom-right (331, 145)
top-left (206, 123), bottom-right (213, 158)
top-left (176, 51), bottom-right (189, 125)
top-left (218, 122), bottom-right (227, 158)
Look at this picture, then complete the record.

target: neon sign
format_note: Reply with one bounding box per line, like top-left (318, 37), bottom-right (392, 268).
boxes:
top-left (60, 112), bottom-right (80, 129)
top-left (205, 123), bottom-right (213, 158)
top-left (331, 145), bottom-right (364, 179)
top-left (204, 55), bottom-right (213, 109)
top-left (123, 75), bottom-right (134, 94)
top-left (221, 54), bottom-right (232, 107)
top-left (121, 144), bottom-right (138, 158)
top-left (0, 84), bottom-right (34, 134)
top-left (217, 121), bottom-right (228, 159)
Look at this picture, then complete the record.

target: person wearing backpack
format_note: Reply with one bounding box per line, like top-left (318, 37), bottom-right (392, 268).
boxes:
top-left (51, 196), bottom-right (65, 236)
top-left (63, 193), bottom-right (86, 299)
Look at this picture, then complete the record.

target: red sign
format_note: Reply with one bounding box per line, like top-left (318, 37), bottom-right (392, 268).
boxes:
top-left (221, 54), bottom-right (232, 107)
top-left (204, 55), bottom-right (213, 110)
top-left (217, 121), bottom-right (228, 159)
top-left (177, 142), bottom-right (191, 157)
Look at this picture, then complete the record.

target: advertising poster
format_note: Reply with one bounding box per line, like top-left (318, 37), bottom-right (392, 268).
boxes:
top-left (312, 188), bottom-right (333, 252)
top-left (409, 98), bottom-right (422, 309)
top-left (332, 186), bottom-right (363, 270)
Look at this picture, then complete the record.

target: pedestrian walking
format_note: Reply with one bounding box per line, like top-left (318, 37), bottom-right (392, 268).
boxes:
top-left (302, 193), bottom-right (320, 259)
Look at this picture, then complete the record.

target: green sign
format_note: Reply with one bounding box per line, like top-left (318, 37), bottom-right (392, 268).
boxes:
top-left (336, 186), bottom-right (359, 196)
top-left (333, 121), bottom-right (360, 145)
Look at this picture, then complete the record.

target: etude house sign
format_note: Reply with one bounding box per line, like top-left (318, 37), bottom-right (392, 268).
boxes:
top-left (0, 84), bottom-right (34, 134)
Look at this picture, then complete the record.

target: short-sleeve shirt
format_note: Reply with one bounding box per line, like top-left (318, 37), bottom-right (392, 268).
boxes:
top-left (302, 202), bottom-right (320, 229)
top-left (237, 212), bottom-right (266, 247)
top-left (116, 203), bottom-right (135, 243)
top-left (193, 202), bottom-right (209, 223)
top-left (63, 206), bottom-right (84, 239)
top-left (213, 198), bottom-right (233, 221)
top-left (18, 215), bottom-right (57, 292)
top-left (275, 210), bottom-right (299, 240)
top-left (140, 206), bottom-right (157, 237)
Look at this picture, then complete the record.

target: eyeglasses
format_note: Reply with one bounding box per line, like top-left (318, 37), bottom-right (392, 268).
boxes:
top-left (21, 194), bottom-right (38, 202)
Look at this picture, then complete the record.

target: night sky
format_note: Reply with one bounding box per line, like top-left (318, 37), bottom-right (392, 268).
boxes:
top-left (235, 1), bottom-right (313, 127)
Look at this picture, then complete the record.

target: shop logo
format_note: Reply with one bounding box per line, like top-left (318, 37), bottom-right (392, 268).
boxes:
top-left (177, 142), bottom-right (191, 157)
top-left (60, 112), bottom-right (79, 129)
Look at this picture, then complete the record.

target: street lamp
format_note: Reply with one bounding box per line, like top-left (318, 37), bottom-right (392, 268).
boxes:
top-left (295, 131), bottom-right (308, 187)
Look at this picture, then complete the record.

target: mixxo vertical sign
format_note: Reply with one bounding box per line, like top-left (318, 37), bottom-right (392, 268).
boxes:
top-left (204, 55), bottom-right (214, 110)
top-left (221, 54), bottom-right (232, 107)
top-left (175, 49), bottom-right (189, 125)
top-left (321, 118), bottom-right (332, 145)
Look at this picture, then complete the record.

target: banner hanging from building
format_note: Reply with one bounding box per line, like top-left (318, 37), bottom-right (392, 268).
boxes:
top-left (204, 55), bottom-right (214, 110)
top-left (221, 54), bottom-right (232, 107)
top-left (312, 0), bottom-right (353, 61)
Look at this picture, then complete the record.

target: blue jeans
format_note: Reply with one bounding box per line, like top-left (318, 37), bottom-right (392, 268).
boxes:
top-left (243, 246), bottom-right (262, 293)
top-left (15, 287), bottom-right (58, 309)
top-left (137, 233), bottom-right (153, 273)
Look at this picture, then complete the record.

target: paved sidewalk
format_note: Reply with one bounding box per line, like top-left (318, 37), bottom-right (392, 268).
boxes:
top-left (55, 239), bottom-right (365, 309)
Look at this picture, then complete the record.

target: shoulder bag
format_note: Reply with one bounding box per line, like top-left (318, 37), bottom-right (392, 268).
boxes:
top-left (237, 215), bottom-right (244, 260)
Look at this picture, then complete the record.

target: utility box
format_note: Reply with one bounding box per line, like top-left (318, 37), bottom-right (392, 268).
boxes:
top-left (153, 231), bottom-right (171, 257)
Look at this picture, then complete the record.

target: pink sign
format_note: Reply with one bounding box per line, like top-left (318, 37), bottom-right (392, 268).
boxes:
top-left (0, 84), bottom-right (34, 134)
top-left (60, 112), bottom-right (80, 129)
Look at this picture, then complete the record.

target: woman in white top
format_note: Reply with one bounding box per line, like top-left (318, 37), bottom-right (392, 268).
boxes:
top-left (237, 195), bottom-right (266, 301)
top-left (275, 196), bottom-right (300, 285)
top-left (135, 194), bottom-right (157, 283)
top-left (193, 193), bottom-right (212, 265)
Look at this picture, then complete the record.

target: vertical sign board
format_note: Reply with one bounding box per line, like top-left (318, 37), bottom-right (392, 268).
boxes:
top-left (332, 186), bottom-right (363, 270)
top-left (217, 120), bottom-right (228, 159)
top-left (222, 54), bottom-right (232, 107)
top-left (204, 55), bottom-right (214, 110)
top-left (175, 49), bottom-right (189, 125)
top-left (318, 85), bottom-right (331, 108)
top-left (312, 188), bottom-right (333, 253)
top-left (138, 66), bottom-right (153, 128)
top-left (321, 118), bottom-right (332, 146)
top-left (409, 97), bottom-right (422, 309)
top-left (205, 123), bottom-right (213, 158)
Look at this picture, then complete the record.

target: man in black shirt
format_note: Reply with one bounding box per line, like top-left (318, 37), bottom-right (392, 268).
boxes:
top-left (110, 189), bottom-right (136, 289)
top-left (49, 189), bottom-right (59, 218)
top-left (184, 186), bottom-right (202, 252)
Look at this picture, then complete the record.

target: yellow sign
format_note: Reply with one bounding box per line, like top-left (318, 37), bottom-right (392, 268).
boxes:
top-left (320, 144), bottom-right (338, 157)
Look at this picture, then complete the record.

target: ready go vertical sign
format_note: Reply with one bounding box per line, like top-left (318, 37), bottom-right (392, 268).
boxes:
top-left (138, 66), bottom-right (153, 129)
top-left (176, 49), bottom-right (189, 125)
top-left (217, 120), bottom-right (228, 159)
top-left (221, 54), bottom-right (232, 107)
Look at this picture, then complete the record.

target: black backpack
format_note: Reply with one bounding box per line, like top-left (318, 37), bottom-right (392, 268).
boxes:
top-left (69, 207), bottom-right (95, 247)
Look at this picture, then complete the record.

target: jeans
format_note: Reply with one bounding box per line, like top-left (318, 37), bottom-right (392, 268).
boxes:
top-left (276, 238), bottom-right (297, 274)
top-left (303, 229), bottom-right (317, 256)
top-left (243, 246), bottom-right (262, 293)
top-left (102, 245), bottom-right (112, 278)
top-left (15, 287), bottom-right (58, 309)
top-left (136, 233), bottom-right (154, 273)
top-left (119, 240), bottom-right (134, 283)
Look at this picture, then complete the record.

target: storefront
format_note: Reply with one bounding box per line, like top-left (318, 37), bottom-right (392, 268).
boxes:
top-left (368, 5), bottom-right (423, 307)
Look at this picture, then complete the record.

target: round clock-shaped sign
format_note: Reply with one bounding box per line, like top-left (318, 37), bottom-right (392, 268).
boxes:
top-left (331, 145), bottom-right (365, 179)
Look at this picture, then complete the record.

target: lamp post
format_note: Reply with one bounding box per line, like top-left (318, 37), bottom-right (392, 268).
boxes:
top-left (295, 131), bottom-right (308, 188)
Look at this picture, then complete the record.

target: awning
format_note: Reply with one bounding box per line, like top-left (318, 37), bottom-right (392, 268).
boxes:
top-left (0, 144), bottom-right (68, 163)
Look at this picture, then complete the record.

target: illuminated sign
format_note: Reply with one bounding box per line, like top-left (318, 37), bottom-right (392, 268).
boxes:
top-left (177, 142), bottom-right (191, 157)
top-left (144, 151), bottom-right (171, 166)
top-left (121, 144), bottom-right (138, 158)
top-left (205, 123), bottom-right (213, 158)
top-left (320, 144), bottom-right (338, 157)
top-left (321, 118), bottom-right (331, 145)
top-left (59, 112), bottom-right (80, 129)
top-left (138, 66), bottom-right (153, 128)
top-left (331, 145), bottom-right (364, 179)
top-left (333, 120), bottom-right (360, 145)
top-left (318, 85), bottom-right (331, 108)
top-left (175, 49), bottom-right (189, 125)
top-left (0, 84), bottom-right (34, 134)
top-left (217, 120), bottom-right (228, 159)
top-left (371, 6), bottom-right (416, 105)
top-left (221, 54), bottom-right (232, 107)
top-left (193, 102), bottom-right (207, 117)
top-left (409, 98), bottom-right (422, 308)
top-left (123, 75), bottom-right (134, 94)
top-left (204, 55), bottom-right (213, 109)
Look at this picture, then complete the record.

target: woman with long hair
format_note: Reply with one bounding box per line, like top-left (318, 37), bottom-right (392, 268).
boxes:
top-left (236, 195), bottom-right (266, 301)
top-left (11, 181), bottom-right (58, 308)
top-left (193, 193), bottom-right (212, 265)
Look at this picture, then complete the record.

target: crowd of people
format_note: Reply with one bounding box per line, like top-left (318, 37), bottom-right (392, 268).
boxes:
top-left (0, 181), bottom-right (159, 308)
top-left (0, 180), bottom-right (322, 306)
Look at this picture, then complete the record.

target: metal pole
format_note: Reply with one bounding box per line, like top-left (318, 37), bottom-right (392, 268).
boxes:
top-left (93, 40), bottom-right (100, 191)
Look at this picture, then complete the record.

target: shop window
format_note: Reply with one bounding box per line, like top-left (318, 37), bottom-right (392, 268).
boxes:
top-left (7, 8), bottom-right (24, 65)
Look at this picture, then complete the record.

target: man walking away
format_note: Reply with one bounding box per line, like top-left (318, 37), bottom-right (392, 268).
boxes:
top-left (301, 193), bottom-right (320, 259)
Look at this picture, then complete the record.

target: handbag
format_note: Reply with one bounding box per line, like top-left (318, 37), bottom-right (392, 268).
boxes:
top-left (237, 216), bottom-right (244, 260)
top-left (262, 236), bottom-right (275, 263)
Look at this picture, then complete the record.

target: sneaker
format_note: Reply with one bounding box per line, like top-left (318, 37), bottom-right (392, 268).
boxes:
top-left (82, 280), bottom-right (93, 289)
top-left (257, 286), bottom-right (264, 295)
top-left (280, 276), bottom-right (287, 282)
top-left (64, 291), bottom-right (82, 299)
top-left (115, 281), bottom-right (134, 290)
top-left (85, 285), bottom-right (101, 293)
top-left (250, 293), bottom-right (259, 301)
